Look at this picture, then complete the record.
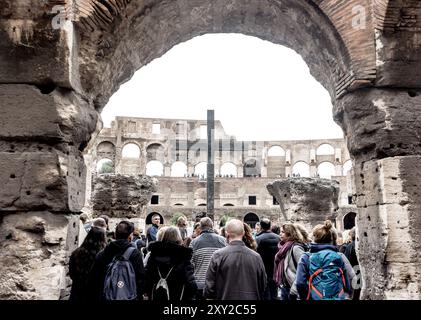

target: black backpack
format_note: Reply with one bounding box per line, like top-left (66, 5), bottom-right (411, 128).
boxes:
top-left (103, 246), bottom-right (137, 300)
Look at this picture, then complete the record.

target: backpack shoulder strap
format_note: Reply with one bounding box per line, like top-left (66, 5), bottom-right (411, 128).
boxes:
top-left (158, 266), bottom-right (175, 279)
top-left (122, 246), bottom-right (136, 261)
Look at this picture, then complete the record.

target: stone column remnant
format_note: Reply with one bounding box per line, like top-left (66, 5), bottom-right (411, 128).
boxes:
top-left (266, 177), bottom-right (339, 229)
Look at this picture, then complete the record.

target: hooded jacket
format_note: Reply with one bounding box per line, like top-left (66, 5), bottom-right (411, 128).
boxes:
top-left (88, 239), bottom-right (146, 301)
top-left (145, 241), bottom-right (197, 300)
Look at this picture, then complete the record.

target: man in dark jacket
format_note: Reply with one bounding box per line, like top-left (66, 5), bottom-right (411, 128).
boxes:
top-left (204, 219), bottom-right (267, 300)
top-left (256, 218), bottom-right (280, 300)
top-left (147, 214), bottom-right (160, 243)
top-left (88, 220), bottom-right (146, 301)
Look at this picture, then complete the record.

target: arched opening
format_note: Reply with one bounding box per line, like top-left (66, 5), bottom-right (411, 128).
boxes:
top-left (292, 161), bottom-right (310, 178)
top-left (268, 146), bottom-right (285, 157)
top-left (223, 203), bottom-right (235, 207)
top-left (343, 212), bottom-right (357, 230)
top-left (145, 212), bottom-right (164, 225)
top-left (146, 160), bottom-right (164, 176)
top-left (122, 143), bottom-right (141, 158)
top-left (243, 159), bottom-right (261, 177)
top-left (317, 161), bottom-right (336, 179)
top-left (343, 159), bottom-right (353, 176)
top-left (174, 203), bottom-right (184, 207)
top-left (146, 143), bottom-right (165, 161)
top-left (96, 158), bottom-right (114, 174)
top-left (220, 162), bottom-right (237, 177)
top-left (194, 162), bottom-right (207, 178)
top-left (197, 203), bottom-right (206, 207)
top-left (97, 141), bottom-right (115, 154)
top-left (171, 161), bottom-right (187, 177)
top-left (244, 212), bottom-right (260, 229)
top-left (316, 144), bottom-right (335, 155)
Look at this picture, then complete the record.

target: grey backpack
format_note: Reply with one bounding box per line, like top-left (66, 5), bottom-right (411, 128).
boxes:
top-left (103, 246), bottom-right (137, 300)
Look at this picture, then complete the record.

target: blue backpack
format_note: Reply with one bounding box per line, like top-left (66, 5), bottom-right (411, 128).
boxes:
top-left (306, 249), bottom-right (347, 300)
top-left (103, 246), bottom-right (137, 300)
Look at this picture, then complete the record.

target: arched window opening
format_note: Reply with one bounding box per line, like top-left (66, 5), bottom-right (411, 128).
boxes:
top-left (122, 143), bottom-right (141, 158)
top-left (243, 159), bottom-right (260, 177)
top-left (316, 144), bottom-right (335, 155)
top-left (317, 162), bottom-right (335, 179)
top-left (194, 162), bottom-right (207, 177)
top-left (223, 203), bottom-right (235, 207)
top-left (97, 141), bottom-right (115, 154)
top-left (268, 146), bottom-right (285, 157)
top-left (146, 160), bottom-right (164, 176)
top-left (220, 162), bottom-right (237, 177)
top-left (292, 161), bottom-right (310, 177)
top-left (343, 212), bottom-right (357, 230)
top-left (243, 212), bottom-right (260, 229)
top-left (96, 158), bottom-right (114, 174)
top-left (145, 212), bottom-right (164, 225)
top-left (171, 161), bottom-right (187, 177)
top-left (146, 143), bottom-right (165, 161)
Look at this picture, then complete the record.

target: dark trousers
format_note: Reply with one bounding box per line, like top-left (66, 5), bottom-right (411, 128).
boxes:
top-left (264, 279), bottom-right (279, 300)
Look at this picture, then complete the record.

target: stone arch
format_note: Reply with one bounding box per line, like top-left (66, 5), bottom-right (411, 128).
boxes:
top-left (343, 212), bottom-right (357, 230)
top-left (223, 203), bottom-right (235, 207)
top-left (146, 160), bottom-right (164, 176)
top-left (146, 143), bottom-right (165, 161)
top-left (317, 161), bottom-right (336, 179)
top-left (243, 159), bottom-right (261, 177)
top-left (122, 143), bottom-right (141, 158)
top-left (343, 159), bottom-right (353, 176)
top-left (96, 158), bottom-right (114, 174)
top-left (197, 203), bottom-right (206, 207)
top-left (145, 212), bottom-right (164, 225)
top-left (96, 141), bottom-right (115, 154)
top-left (316, 143), bottom-right (335, 156)
top-left (174, 203), bottom-right (184, 207)
top-left (220, 162), bottom-right (237, 177)
top-left (244, 212), bottom-right (260, 228)
top-left (194, 162), bottom-right (207, 177)
top-left (76, 0), bottom-right (356, 108)
top-left (268, 146), bottom-right (286, 157)
top-left (292, 161), bottom-right (310, 177)
top-left (171, 161), bottom-right (187, 177)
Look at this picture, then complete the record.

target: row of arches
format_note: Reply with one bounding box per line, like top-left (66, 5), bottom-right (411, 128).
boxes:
top-left (97, 158), bottom-right (354, 178)
top-left (99, 141), bottom-right (341, 160)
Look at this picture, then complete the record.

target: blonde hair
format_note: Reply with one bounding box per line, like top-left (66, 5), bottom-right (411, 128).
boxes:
top-left (294, 223), bottom-right (310, 243)
top-left (156, 226), bottom-right (169, 241)
top-left (161, 226), bottom-right (183, 245)
top-left (312, 220), bottom-right (338, 244)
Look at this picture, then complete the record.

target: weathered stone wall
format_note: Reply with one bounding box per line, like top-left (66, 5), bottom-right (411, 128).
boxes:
top-left (266, 177), bottom-right (340, 231)
top-left (0, 212), bottom-right (80, 299)
top-left (92, 174), bottom-right (157, 218)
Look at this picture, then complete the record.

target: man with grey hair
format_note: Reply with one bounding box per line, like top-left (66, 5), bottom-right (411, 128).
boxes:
top-left (204, 219), bottom-right (267, 300)
top-left (190, 217), bottom-right (226, 299)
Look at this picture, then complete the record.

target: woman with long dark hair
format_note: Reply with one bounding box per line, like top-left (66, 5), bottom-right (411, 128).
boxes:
top-left (69, 226), bottom-right (107, 301)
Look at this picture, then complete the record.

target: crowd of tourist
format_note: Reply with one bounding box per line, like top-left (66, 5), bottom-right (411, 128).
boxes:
top-left (69, 213), bottom-right (360, 301)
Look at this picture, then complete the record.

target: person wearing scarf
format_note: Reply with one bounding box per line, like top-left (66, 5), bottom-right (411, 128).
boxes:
top-left (273, 223), bottom-right (308, 300)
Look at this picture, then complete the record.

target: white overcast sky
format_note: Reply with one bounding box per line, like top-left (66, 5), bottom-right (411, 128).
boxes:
top-left (101, 34), bottom-right (344, 141)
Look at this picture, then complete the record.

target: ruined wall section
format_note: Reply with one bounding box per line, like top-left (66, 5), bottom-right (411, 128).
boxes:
top-left (92, 174), bottom-right (157, 218)
top-left (267, 177), bottom-right (340, 230)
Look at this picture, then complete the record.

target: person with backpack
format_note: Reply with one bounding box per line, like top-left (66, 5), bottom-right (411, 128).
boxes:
top-left (273, 223), bottom-right (308, 300)
top-left (88, 220), bottom-right (146, 301)
top-left (144, 226), bottom-right (197, 300)
top-left (295, 220), bottom-right (356, 300)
